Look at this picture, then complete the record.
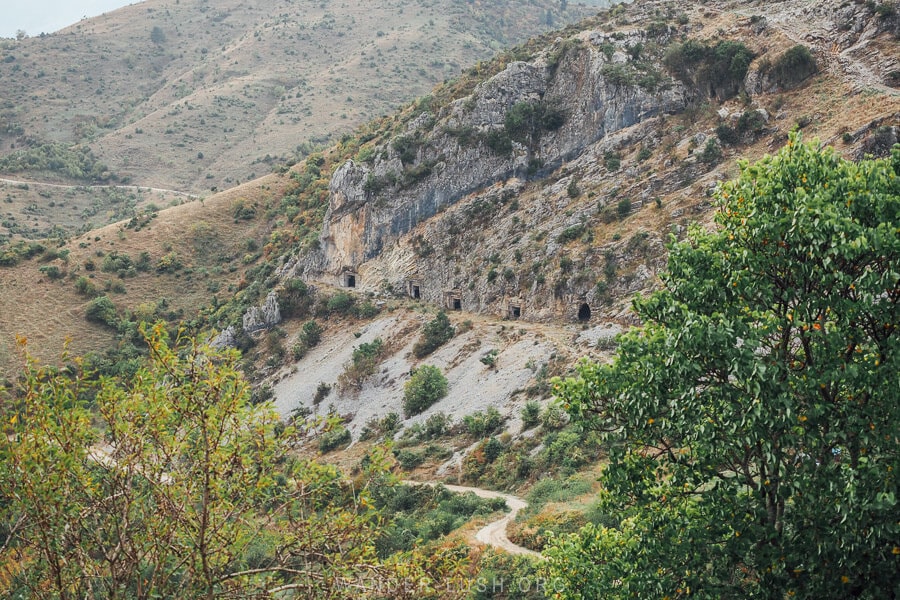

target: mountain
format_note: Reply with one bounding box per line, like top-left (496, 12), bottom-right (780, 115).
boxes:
top-left (0, 0), bottom-right (610, 195)
top-left (1, 0), bottom-right (895, 397)
top-left (0, 1), bottom-right (898, 595)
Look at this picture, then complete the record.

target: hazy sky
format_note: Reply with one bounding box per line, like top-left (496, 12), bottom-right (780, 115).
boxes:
top-left (0, 0), bottom-right (142, 39)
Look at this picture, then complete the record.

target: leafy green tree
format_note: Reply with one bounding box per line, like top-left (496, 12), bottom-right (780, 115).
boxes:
top-left (403, 365), bottom-right (448, 417)
top-left (0, 325), bottom-right (469, 599)
top-left (545, 135), bottom-right (900, 598)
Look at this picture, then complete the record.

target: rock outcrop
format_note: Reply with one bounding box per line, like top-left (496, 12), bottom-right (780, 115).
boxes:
top-left (301, 32), bottom-right (688, 285)
top-left (242, 291), bottom-right (282, 334)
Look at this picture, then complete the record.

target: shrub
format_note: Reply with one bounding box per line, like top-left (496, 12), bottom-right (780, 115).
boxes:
top-left (766, 45), bottom-right (817, 89)
top-left (395, 449), bottom-right (425, 470)
top-left (541, 404), bottom-right (569, 430)
top-left (85, 295), bottom-right (117, 327)
top-left (463, 407), bottom-right (504, 438)
top-left (277, 278), bottom-right (313, 319)
top-left (604, 151), bottom-right (621, 171)
top-left (699, 138), bottom-right (723, 164)
top-left (521, 401), bottom-right (541, 430)
top-left (74, 276), bottom-right (98, 297)
top-left (155, 252), bottom-right (182, 273)
top-left (300, 320), bottom-right (323, 347)
top-left (556, 224), bottom-right (586, 244)
top-left (318, 425), bottom-right (351, 453)
top-left (360, 412), bottom-right (400, 441)
top-left (38, 265), bottom-right (63, 280)
top-left (412, 311), bottom-right (455, 358)
top-left (716, 124), bottom-right (740, 146)
top-left (403, 365), bottom-right (448, 417)
top-left (482, 130), bottom-right (513, 155)
top-left (354, 301), bottom-right (380, 319)
top-left (101, 251), bottom-right (135, 276)
top-left (313, 382), bottom-right (331, 405)
top-left (339, 338), bottom-right (385, 390)
top-left (480, 349), bottom-right (499, 368)
top-left (325, 292), bottom-right (354, 315)
top-left (616, 197), bottom-right (632, 218)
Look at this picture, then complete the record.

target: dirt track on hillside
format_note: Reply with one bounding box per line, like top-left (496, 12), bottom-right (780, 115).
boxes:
top-left (406, 481), bottom-right (541, 558)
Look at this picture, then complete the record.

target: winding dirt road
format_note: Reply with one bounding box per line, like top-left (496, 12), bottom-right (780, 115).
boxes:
top-left (406, 481), bottom-right (541, 558)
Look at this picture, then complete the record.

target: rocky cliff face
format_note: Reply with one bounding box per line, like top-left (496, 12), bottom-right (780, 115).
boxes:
top-left (282, 0), bottom-right (899, 325)
top-left (300, 31), bottom-right (687, 289)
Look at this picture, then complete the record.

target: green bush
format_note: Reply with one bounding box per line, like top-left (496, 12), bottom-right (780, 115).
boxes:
top-left (699, 138), bottom-right (723, 164)
top-left (325, 291), bottom-right (354, 315)
top-left (766, 45), bottom-right (817, 89)
top-left (85, 295), bottom-right (117, 327)
top-left (338, 338), bottom-right (385, 390)
top-left (604, 151), bottom-right (621, 171)
top-left (403, 365), bottom-right (448, 417)
top-left (277, 278), bottom-right (313, 319)
top-left (521, 401), bottom-right (541, 430)
top-left (463, 407), bottom-right (504, 438)
top-left (412, 311), bottom-right (455, 358)
top-left (299, 320), bottom-right (323, 347)
top-left (394, 448), bottom-right (425, 470)
top-left (663, 38), bottom-right (754, 98)
top-left (318, 425), bottom-right (351, 453)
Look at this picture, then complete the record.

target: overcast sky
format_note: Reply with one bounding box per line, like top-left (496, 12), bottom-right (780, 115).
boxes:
top-left (0, 0), bottom-right (142, 39)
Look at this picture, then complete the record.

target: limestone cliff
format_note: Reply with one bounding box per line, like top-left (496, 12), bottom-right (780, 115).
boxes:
top-left (300, 31), bottom-right (687, 285)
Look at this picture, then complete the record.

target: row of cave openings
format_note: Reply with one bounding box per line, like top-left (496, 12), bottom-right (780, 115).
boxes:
top-left (341, 269), bottom-right (593, 322)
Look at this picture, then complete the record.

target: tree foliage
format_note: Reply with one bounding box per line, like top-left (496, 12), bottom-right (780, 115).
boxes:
top-left (546, 135), bottom-right (900, 599)
top-left (0, 325), bottom-right (469, 599)
top-left (403, 365), bottom-right (449, 417)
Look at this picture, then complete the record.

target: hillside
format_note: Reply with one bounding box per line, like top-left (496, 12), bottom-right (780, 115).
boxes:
top-left (0, 0), bottom-right (610, 196)
top-left (1, 0), bottom-right (897, 374)
top-left (1, 0), bottom-right (898, 596)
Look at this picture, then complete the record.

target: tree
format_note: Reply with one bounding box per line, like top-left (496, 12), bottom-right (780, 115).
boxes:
top-left (545, 135), bottom-right (900, 599)
top-left (0, 325), bottom-right (469, 599)
top-left (403, 365), bottom-right (448, 417)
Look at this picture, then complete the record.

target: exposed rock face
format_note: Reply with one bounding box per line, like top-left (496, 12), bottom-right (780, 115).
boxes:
top-left (210, 325), bottom-right (238, 349)
top-left (242, 291), bottom-right (282, 334)
top-left (302, 33), bottom-right (688, 285)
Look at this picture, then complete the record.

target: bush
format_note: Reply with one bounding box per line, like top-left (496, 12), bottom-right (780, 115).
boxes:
top-left (766, 45), bottom-right (817, 89)
top-left (299, 320), bottom-right (323, 348)
top-left (412, 311), bottom-right (455, 358)
top-left (521, 401), bottom-right (541, 430)
top-left (339, 338), bottom-right (385, 390)
top-left (85, 296), bottom-right (117, 327)
top-left (325, 292), bottom-right (354, 315)
top-left (699, 138), bottom-right (723, 164)
top-left (480, 349), bottom-right (499, 368)
top-left (318, 425), bottom-right (351, 453)
top-left (540, 404), bottom-right (569, 430)
top-left (604, 151), bottom-right (621, 171)
top-left (463, 407), bottom-right (504, 438)
top-left (155, 252), bottom-right (182, 273)
top-left (74, 276), bottom-right (98, 297)
top-left (360, 412), bottom-right (400, 441)
top-left (313, 382), bottom-right (331, 405)
top-left (394, 449), bottom-right (425, 470)
top-left (403, 365), bottom-right (448, 417)
top-left (277, 279), bottom-right (312, 319)
top-left (616, 197), bottom-right (632, 218)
